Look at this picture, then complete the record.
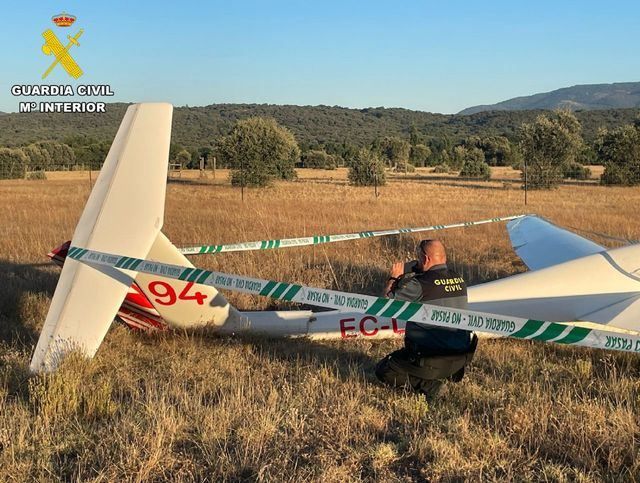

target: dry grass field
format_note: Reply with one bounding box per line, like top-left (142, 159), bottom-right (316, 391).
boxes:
top-left (1, 169), bottom-right (639, 481)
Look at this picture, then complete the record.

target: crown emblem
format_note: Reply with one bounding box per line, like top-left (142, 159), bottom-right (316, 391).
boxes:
top-left (51, 12), bottom-right (76, 27)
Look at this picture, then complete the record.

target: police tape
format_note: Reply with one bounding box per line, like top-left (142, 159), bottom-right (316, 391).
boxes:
top-left (66, 246), bottom-right (640, 355)
top-left (178, 214), bottom-right (529, 255)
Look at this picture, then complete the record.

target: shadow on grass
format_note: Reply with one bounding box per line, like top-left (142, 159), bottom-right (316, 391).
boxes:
top-left (240, 334), bottom-right (383, 382)
top-left (167, 177), bottom-right (216, 187)
top-left (0, 259), bottom-right (59, 348)
top-left (300, 259), bottom-right (389, 295)
top-left (411, 179), bottom-right (514, 191)
top-left (0, 260), bottom-right (60, 398)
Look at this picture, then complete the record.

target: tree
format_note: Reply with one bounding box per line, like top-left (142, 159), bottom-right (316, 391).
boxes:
top-left (458, 147), bottom-right (491, 180)
top-left (0, 148), bottom-right (27, 179)
top-left (597, 124), bottom-right (640, 186)
top-left (377, 137), bottom-right (410, 169)
top-left (340, 142), bottom-right (359, 167)
top-left (199, 146), bottom-right (212, 163)
top-left (425, 138), bottom-right (450, 166)
top-left (451, 145), bottom-right (467, 171)
top-left (176, 149), bottom-right (192, 166)
top-left (510, 145), bottom-right (525, 171)
top-left (348, 148), bottom-right (386, 186)
top-left (216, 117), bottom-right (300, 187)
top-left (409, 144), bottom-right (431, 167)
top-left (23, 144), bottom-right (47, 168)
top-left (440, 149), bottom-right (451, 167)
top-left (518, 111), bottom-right (584, 189)
top-left (169, 143), bottom-right (184, 162)
top-left (330, 154), bottom-right (343, 168)
top-left (577, 144), bottom-right (597, 166)
top-left (476, 136), bottom-right (515, 166)
top-left (409, 125), bottom-right (420, 146)
top-left (301, 150), bottom-right (336, 169)
top-left (72, 142), bottom-right (109, 168)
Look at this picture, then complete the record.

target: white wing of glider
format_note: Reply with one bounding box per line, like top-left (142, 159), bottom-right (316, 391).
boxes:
top-left (469, 217), bottom-right (640, 331)
top-left (507, 215), bottom-right (606, 270)
top-left (30, 103), bottom-right (173, 372)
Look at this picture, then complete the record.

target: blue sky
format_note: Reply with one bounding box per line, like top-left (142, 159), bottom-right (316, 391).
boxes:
top-left (1, 0), bottom-right (639, 113)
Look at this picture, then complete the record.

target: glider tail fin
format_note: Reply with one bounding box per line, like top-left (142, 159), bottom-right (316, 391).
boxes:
top-left (30, 103), bottom-right (173, 372)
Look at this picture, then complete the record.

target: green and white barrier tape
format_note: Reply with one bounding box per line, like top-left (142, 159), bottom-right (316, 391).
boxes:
top-left (67, 246), bottom-right (640, 355)
top-left (178, 214), bottom-right (529, 255)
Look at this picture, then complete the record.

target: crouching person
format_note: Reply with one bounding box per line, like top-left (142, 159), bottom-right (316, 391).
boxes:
top-left (375, 239), bottom-right (477, 400)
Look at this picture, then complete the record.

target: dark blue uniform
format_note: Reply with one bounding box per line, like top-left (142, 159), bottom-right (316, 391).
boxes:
top-left (392, 263), bottom-right (472, 355)
top-left (375, 263), bottom-right (476, 398)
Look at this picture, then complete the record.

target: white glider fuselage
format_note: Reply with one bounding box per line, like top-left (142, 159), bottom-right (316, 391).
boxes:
top-left (106, 238), bottom-right (640, 340)
top-left (226, 242), bottom-right (640, 340)
top-left (30, 102), bottom-right (640, 373)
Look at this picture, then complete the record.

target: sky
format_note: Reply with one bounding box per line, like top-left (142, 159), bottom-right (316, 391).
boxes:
top-left (1, 0), bottom-right (639, 114)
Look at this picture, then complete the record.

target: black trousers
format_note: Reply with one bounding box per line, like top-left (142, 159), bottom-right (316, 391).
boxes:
top-left (374, 349), bottom-right (444, 399)
top-left (375, 338), bottom-right (476, 399)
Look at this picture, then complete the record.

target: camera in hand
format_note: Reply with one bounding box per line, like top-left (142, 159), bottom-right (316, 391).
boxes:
top-left (404, 260), bottom-right (419, 274)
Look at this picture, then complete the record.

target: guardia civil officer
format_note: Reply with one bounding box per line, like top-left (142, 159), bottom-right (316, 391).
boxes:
top-left (375, 239), bottom-right (477, 399)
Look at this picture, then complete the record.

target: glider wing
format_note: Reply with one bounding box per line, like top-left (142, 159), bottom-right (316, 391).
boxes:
top-left (507, 215), bottom-right (605, 271)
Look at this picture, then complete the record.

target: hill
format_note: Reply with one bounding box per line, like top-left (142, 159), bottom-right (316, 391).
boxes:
top-left (459, 82), bottom-right (640, 115)
top-left (0, 103), bottom-right (639, 149)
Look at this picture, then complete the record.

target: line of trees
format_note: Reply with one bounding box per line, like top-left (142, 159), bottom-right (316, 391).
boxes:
top-left (519, 111), bottom-right (640, 188)
top-left (3, 103), bottom-right (639, 149)
top-left (0, 141), bottom-right (79, 180)
top-left (2, 111), bottom-right (639, 188)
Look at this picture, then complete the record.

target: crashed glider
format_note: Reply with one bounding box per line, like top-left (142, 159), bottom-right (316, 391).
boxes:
top-left (30, 103), bottom-right (640, 372)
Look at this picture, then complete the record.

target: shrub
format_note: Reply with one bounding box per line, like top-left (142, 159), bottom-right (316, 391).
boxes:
top-left (563, 162), bottom-right (591, 180)
top-left (600, 165), bottom-right (628, 185)
top-left (433, 163), bottom-right (450, 174)
top-left (324, 155), bottom-right (338, 170)
top-left (456, 147), bottom-right (490, 180)
top-left (302, 150), bottom-right (336, 169)
top-left (460, 159), bottom-right (491, 180)
top-left (25, 170), bottom-right (47, 180)
top-left (393, 162), bottom-right (416, 173)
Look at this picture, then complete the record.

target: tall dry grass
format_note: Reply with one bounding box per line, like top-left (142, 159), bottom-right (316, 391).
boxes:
top-left (0, 171), bottom-right (639, 481)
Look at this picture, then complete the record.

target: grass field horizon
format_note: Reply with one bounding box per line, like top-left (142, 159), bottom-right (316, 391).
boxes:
top-left (1, 170), bottom-right (639, 481)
